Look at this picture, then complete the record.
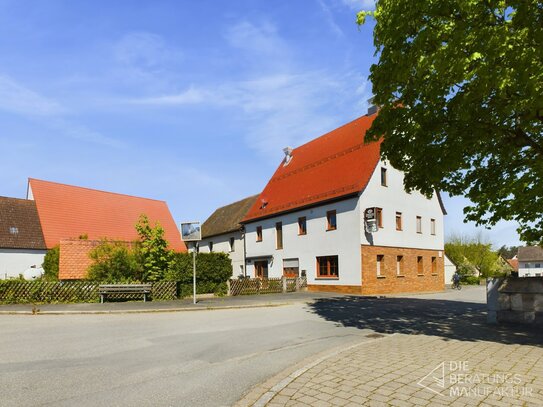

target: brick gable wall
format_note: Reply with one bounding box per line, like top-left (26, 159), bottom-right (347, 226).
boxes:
top-left (59, 239), bottom-right (134, 280)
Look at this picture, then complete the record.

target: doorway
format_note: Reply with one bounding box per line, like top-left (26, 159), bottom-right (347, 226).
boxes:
top-left (254, 261), bottom-right (268, 279)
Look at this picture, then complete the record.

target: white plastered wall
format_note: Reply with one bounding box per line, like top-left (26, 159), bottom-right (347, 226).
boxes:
top-left (199, 231), bottom-right (245, 278)
top-left (0, 249), bottom-right (46, 279)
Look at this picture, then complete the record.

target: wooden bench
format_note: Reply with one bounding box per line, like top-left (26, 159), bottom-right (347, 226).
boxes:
top-left (98, 284), bottom-right (152, 303)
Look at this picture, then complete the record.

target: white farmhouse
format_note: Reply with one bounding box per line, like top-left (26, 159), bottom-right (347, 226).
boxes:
top-left (0, 196), bottom-right (47, 279)
top-left (240, 113), bottom-right (447, 295)
top-left (199, 195), bottom-right (258, 278)
top-left (518, 246), bottom-right (543, 277)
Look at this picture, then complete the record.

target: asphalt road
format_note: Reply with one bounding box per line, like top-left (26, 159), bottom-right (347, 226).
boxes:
top-left (0, 287), bottom-right (487, 407)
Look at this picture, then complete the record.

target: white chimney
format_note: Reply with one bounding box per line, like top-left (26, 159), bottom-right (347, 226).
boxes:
top-left (283, 146), bottom-right (293, 166)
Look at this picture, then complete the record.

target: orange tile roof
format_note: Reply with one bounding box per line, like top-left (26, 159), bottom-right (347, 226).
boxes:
top-left (243, 114), bottom-right (381, 222)
top-left (28, 178), bottom-right (186, 252)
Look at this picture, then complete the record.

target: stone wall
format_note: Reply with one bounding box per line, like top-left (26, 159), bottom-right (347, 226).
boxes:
top-left (490, 277), bottom-right (543, 325)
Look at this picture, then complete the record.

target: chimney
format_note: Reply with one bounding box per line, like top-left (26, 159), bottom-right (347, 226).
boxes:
top-left (367, 97), bottom-right (378, 115)
top-left (283, 146), bottom-right (293, 166)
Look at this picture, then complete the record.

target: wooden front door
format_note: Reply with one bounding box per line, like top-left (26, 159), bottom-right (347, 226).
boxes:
top-left (254, 261), bottom-right (268, 279)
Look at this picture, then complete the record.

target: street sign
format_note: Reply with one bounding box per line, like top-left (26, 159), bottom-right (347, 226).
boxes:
top-left (181, 221), bottom-right (201, 241)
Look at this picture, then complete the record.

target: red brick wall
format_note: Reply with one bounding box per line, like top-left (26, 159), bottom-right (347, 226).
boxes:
top-left (308, 245), bottom-right (445, 295)
top-left (361, 245), bottom-right (445, 295)
top-left (59, 239), bottom-right (101, 280)
top-left (59, 239), bottom-right (134, 280)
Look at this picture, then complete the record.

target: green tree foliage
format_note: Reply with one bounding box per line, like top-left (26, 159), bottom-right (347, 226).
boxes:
top-left (358, 1), bottom-right (543, 243)
top-left (135, 214), bottom-right (175, 282)
top-left (165, 252), bottom-right (232, 296)
top-left (87, 240), bottom-right (142, 282)
top-left (445, 234), bottom-right (502, 278)
top-left (42, 246), bottom-right (60, 281)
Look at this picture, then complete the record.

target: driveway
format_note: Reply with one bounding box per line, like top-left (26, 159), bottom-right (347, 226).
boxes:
top-left (2, 286), bottom-right (538, 407)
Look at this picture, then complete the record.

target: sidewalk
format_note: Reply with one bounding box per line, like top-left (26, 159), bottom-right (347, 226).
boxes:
top-left (0, 291), bottom-right (338, 315)
top-left (236, 333), bottom-right (543, 407)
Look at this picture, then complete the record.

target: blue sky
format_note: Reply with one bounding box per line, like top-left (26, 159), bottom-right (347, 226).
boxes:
top-left (0, 0), bottom-right (522, 248)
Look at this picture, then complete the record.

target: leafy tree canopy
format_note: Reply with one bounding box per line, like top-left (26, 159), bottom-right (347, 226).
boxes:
top-left (358, 1), bottom-right (543, 243)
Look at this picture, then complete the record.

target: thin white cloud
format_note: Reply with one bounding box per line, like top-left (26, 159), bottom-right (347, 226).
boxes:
top-left (0, 75), bottom-right (63, 116)
top-left (0, 74), bottom-right (121, 148)
top-left (317, 0), bottom-right (345, 37)
top-left (341, 0), bottom-right (376, 10)
top-left (127, 86), bottom-right (211, 106)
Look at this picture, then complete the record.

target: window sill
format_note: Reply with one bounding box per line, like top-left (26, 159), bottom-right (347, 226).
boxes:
top-left (396, 275), bottom-right (405, 278)
top-left (377, 276), bottom-right (386, 279)
top-left (326, 228), bottom-right (337, 232)
top-left (256, 240), bottom-right (262, 243)
top-left (315, 277), bottom-right (340, 280)
top-left (431, 273), bottom-right (438, 276)
top-left (417, 274), bottom-right (425, 277)
top-left (298, 233), bottom-right (307, 236)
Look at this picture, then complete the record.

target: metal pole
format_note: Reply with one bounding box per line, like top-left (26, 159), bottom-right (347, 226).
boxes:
top-left (193, 243), bottom-right (197, 304)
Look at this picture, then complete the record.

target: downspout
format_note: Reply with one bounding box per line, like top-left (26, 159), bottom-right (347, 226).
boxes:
top-left (242, 225), bottom-right (247, 277)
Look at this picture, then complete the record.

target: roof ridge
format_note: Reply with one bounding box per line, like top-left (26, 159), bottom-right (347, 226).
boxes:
top-left (219, 194), bottom-right (261, 208)
top-left (292, 113), bottom-right (372, 152)
top-left (28, 178), bottom-right (167, 203)
top-left (0, 195), bottom-right (33, 203)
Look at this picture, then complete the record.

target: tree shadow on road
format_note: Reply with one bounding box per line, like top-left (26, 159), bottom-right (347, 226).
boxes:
top-left (308, 296), bottom-right (543, 346)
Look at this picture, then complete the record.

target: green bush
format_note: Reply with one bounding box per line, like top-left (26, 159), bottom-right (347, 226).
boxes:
top-left (42, 246), bottom-right (60, 281)
top-left (461, 275), bottom-right (480, 285)
top-left (165, 252), bottom-right (232, 296)
top-left (87, 240), bottom-right (143, 283)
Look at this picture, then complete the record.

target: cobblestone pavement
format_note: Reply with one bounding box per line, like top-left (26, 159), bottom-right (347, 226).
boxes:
top-left (237, 333), bottom-right (543, 407)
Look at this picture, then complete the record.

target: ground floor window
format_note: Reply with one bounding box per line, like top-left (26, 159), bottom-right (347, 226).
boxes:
top-left (316, 256), bottom-right (339, 278)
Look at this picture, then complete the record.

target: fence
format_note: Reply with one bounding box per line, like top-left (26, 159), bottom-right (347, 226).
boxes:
top-left (228, 277), bottom-right (307, 296)
top-left (0, 281), bottom-right (177, 304)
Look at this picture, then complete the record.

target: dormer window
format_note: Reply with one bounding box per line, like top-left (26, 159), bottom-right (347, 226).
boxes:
top-left (260, 199), bottom-right (268, 209)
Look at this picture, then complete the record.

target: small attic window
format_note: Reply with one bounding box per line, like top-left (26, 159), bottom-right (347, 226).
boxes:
top-left (9, 227), bottom-right (19, 235)
top-left (260, 199), bottom-right (268, 209)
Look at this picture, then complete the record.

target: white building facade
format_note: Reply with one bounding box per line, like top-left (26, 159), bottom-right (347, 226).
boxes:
top-left (240, 114), bottom-right (446, 295)
top-left (518, 246), bottom-right (543, 278)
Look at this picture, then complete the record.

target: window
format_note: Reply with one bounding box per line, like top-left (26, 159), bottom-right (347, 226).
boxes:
top-left (229, 237), bottom-right (235, 252)
top-left (381, 167), bottom-right (387, 186)
top-left (377, 255), bottom-right (384, 277)
top-left (416, 216), bottom-right (422, 234)
top-left (209, 242), bottom-right (213, 252)
top-left (376, 208), bottom-right (383, 228)
top-left (276, 222), bottom-right (283, 250)
top-left (298, 217), bottom-right (307, 235)
top-left (9, 226), bottom-right (18, 235)
top-left (396, 256), bottom-right (404, 276)
top-left (417, 256), bottom-right (423, 275)
top-left (431, 257), bottom-right (437, 274)
top-left (395, 212), bottom-right (402, 231)
top-left (256, 226), bottom-right (263, 242)
top-left (431, 219), bottom-right (436, 235)
top-left (536, 263), bottom-right (541, 268)
top-left (326, 210), bottom-right (337, 231)
top-left (317, 256), bottom-right (339, 278)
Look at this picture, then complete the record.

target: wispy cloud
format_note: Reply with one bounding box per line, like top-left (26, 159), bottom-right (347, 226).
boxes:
top-left (317, 0), bottom-right (345, 37)
top-left (122, 20), bottom-right (371, 158)
top-left (0, 74), bottom-right (121, 147)
top-left (0, 75), bottom-right (63, 116)
top-left (341, 0), bottom-right (376, 10)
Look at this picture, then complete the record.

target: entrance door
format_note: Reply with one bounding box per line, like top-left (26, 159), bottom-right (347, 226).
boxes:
top-left (254, 261), bottom-right (268, 279)
top-left (283, 258), bottom-right (300, 278)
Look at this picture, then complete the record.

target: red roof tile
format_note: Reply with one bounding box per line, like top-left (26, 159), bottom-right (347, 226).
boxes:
top-left (243, 114), bottom-right (381, 222)
top-left (28, 179), bottom-right (186, 252)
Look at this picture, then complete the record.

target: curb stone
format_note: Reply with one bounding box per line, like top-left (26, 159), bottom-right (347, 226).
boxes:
top-left (0, 302), bottom-right (291, 316)
top-left (234, 333), bottom-right (395, 407)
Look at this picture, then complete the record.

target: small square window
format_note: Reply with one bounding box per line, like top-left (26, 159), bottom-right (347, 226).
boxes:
top-left (326, 210), bottom-right (337, 231)
top-left (9, 227), bottom-right (18, 235)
